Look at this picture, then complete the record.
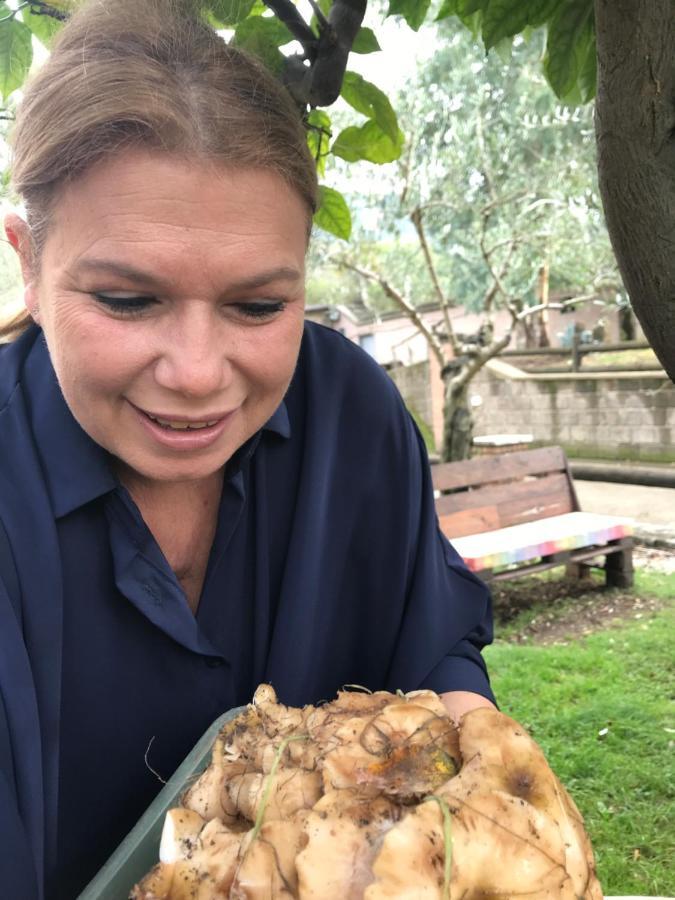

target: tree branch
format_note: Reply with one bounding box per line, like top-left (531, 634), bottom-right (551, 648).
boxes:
top-left (399, 121), bottom-right (418, 207)
top-left (409, 206), bottom-right (459, 354)
top-left (447, 326), bottom-right (515, 397)
top-left (481, 189), bottom-right (529, 215)
top-left (262, 0), bottom-right (317, 50)
top-left (450, 292), bottom-right (602, 397)
top-left (308, 0), bottom-right (367, 106)
top-left (26, 1), bottom-right (68, 21)
top-left (475, 107), bottom-right (497, 204)
top-left (340, 259), bottom-right (447, 368)
top-left (516, 293), bottom-right (601, 320)
top-left (479, 210), bottom-right (518, 312)
top-left (305, 0), bottom-right (329, 30)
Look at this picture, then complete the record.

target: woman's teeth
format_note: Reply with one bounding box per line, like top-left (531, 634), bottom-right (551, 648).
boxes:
top-left (148, 414), bottom-right (218, 431)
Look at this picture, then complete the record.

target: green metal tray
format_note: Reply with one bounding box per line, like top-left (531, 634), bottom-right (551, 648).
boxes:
top-left (77, 706), bottom-right (245, 900)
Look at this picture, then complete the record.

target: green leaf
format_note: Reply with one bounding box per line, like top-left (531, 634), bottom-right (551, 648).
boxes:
top-left (0, 13), bottom-right (33, 101)
top-left (435, 0), bottom-right (459, 21)
top-left (482, 0), bottom-right (531, 50)
top-left (458, 9), bottom-right (482, 35)
top-left (525, 0), bottom-right (558, 28)
top-left (247, 0), bottom-right (268, 16)
top-left (494, 34), bottom-right (513, 63)
top-left (578, 32), bottom-right (597, 102)
top-left (314, 185), bottom-right (351, 239)
top-left (351, 27), bottom-right (380, 54)
top-left (332, 120), bottom-right (404, 164)
top-left (543, 0), bottom-right (593, 99)
top-left (232, 16), bottom-right (293, 73)
top-left (340, 72), bottom-right (398, 142)
top-left (387, 0), bottom-right (431, 32)
top-left (21, 6), bottom-right (62, 45)
top-left (306, 109), bottom-right (332, 177)
top-left (457, 0), bottom-right (488, 15)
top-left (206, 0), bottom-right (256, 27)
top-left (559, 80), bottom-right (582, 106)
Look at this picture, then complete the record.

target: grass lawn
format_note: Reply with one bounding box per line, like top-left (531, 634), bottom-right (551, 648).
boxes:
top-left (484, 569), bottom-right (675, 897)
top-left (587, 347), bottom-right (661, 368)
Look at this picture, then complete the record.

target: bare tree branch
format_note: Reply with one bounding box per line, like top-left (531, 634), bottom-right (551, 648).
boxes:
top-left (399, 126), bottom-right (418, 207)
top-left (516, 293), bottom-right (601, 320)
top-left (479, 208), bottom-right (518, 311)
top-left (481, 189), bottom-right (529, 215)
top-left (475, 108), bottom-right (497, 204)
top-left (340, 259), bottom-right (446, 368)
top-left (454, 328), bottom-right (514, 392)
top-left (409, 206), bottom-right (459, 354)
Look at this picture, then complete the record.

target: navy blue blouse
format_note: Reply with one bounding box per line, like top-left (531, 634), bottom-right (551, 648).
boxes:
top-left (0, 323), bottom-right (494, 899)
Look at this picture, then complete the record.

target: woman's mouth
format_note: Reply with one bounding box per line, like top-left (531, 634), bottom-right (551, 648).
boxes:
top-left (130, 403), bottom-right (237, 449)
top-left (145, 413), bottom-right (220, 431)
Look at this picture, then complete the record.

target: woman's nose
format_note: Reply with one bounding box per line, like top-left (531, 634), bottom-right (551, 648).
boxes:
top-left (153, 308), bottom-right (232, 398)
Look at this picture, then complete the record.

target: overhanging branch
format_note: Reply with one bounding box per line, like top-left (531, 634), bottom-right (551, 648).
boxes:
top-left (26, 1), bottom-right (68, 21)
top-left (262, 0), bottom-right (317, 50)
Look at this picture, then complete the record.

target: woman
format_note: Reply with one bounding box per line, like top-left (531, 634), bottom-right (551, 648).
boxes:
top-left (0, 0), bottom-right (494, 896)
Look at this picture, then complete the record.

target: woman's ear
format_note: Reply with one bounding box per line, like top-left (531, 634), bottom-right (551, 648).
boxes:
top-left (4, 212), bottom-right (40, 322)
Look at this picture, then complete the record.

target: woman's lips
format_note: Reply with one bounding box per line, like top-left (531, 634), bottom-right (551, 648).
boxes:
top-left (130, 402), bottom-right (237, 450)
top-left (144, 411), bottom-right (221, 430)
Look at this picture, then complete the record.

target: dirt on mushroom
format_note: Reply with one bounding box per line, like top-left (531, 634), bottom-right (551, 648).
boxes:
top-left (131, 685), bottom-right (603, 899)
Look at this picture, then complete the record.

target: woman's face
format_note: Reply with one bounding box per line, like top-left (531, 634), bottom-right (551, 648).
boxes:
top-left (12, 150), bottom-right (309, 486)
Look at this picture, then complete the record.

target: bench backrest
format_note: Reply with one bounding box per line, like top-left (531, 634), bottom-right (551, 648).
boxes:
top-left (432, 446), bottom-right (580, 538)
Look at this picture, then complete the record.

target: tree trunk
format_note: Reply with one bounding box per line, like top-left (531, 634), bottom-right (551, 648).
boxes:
top-left (595, 0), bottom-right (675, 381)
top-left (536, 262), bottom-right (551, 348)
top-left (536, 311), bottom-right (550, 348)
top-left (442, 373), bottom-right (473, 461)
top-left (618, 305), bottom-right (635, 342)
top-left (520, 316), bottom-right (537, 349)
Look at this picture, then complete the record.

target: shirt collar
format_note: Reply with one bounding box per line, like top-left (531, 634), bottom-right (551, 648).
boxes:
top-left (24, 330), bottom-right (291, 519)
top-left (263, 399), bottom-right (291, 439)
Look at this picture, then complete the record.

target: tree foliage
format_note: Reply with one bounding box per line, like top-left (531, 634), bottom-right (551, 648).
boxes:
top-left (315, 28), bottom-right (619, 460)
top-left (0, 0), bottom-right (597, 242)
top-left (433, 0), bottom-right (595, 105)
top-left (1, 0), bottom-right (673, 378)
top-left (316, 30), bottom-right (617, 321)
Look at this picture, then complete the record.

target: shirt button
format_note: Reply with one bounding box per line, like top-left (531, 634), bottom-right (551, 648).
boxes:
top-left (205, 657), bottom-right (224, 668)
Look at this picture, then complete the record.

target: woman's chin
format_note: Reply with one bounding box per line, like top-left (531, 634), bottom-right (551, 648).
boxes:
top-left (111, 452), bottom-right (228, 488)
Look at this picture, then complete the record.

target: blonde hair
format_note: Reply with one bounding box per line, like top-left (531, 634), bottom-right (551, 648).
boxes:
top-left (2, 0), bottom-right (318, 339)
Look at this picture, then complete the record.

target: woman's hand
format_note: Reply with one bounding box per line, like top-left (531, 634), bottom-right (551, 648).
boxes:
top-left (440, 690), bottom-right (496, 726)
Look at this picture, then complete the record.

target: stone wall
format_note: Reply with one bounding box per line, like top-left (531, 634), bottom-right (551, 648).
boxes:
top-left (387, 362), bottom-right (435, 443)
top-left (386, 361), bottom-right (675, 463)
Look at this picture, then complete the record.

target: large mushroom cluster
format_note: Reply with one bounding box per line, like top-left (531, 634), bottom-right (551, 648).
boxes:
top-left (131, 684), bottom-right (603, 899)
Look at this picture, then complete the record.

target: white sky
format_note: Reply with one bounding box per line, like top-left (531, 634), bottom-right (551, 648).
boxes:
top-left (349, 17), bottom-right (435, 90)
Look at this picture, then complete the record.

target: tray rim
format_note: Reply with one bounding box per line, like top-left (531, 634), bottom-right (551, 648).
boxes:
top-left (77, 705), bottom-right (246, 900)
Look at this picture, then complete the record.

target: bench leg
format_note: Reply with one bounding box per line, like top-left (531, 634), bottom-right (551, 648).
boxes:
top-left (605, 546), bottom-right (634, 588)
top-left (566, 561), bottom-right (594, 580)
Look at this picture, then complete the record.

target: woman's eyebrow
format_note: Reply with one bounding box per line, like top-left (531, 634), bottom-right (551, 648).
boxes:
top-left (68, 258), bottom-right (302, 291)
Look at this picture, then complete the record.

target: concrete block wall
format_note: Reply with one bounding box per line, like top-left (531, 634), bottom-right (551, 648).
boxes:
top-left (471, 371), bottom-right (675, 462)
top-left (386, 361), bottom-right (675, 463)
top-left (387, 362), bottom-right (434, 441)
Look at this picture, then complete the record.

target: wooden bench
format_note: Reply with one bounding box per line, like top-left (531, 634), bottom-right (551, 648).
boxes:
top-left (433, 446), bottom-right (634, 585)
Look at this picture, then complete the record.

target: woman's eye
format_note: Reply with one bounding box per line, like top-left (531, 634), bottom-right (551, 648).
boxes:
top-left (233, 300), bottom-right (286, 320)
top-left (93, 293), bottom-right (157, 315)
